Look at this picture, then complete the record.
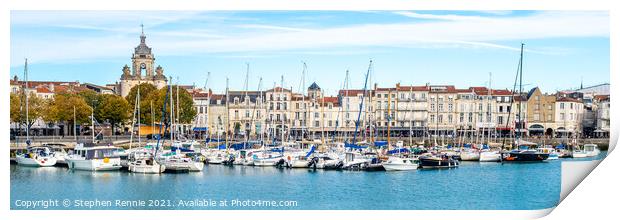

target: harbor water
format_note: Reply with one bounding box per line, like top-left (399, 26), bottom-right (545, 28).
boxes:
top-left (10, 153), bottom-right (606, 210)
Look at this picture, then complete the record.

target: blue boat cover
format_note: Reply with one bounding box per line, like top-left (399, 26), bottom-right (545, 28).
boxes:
top-left (345, 142), bottom-right (367, 149)
top-left (305, 146), bottom-right (316, 158)
top-left (387, 148), bottom-right (410, 155)
top-left (556, 144), bottom-right (566, 149)
top-left (217, 144), bottom-right (226, 150)
top-left (374, 141), bottom-right (388, 147)
top-left (193, 127), bottom-right (208, 132)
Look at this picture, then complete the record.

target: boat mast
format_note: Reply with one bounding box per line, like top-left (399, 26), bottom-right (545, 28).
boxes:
top-left (244, 63), bottom-right (250, 148)
top-left (169, 76), bottom-right (174, 143)
top-left (387, 89), bottom-right (392, 149)
top-left (176, 76), bottom-right (180, 140)
top-left (74, 106), bottom-right (77, 142)
top-left (225, 77), bottom-right (230, 150)
top-left (301, 62), bottom-right (307, 142)
top-left (24, 58), bottom-right (30, 144)
top-left (280, 75), bottom-right (285, 145)
top-left (138, 82), bottom-right (141, 147)
top-left (409, 85), bottom-right (413, 147)
top-left (352, 60), bottom-right (372, 145)
top-left (516, 43), bottom-right (524, 148)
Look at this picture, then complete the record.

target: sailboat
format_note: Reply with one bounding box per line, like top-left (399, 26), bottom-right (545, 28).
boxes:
top-left (502, 43), bottom-right (549, 162)
top-left (127, 82), bottom-right (166, 173)
top-left (15, 59), bottom-right (58, 167)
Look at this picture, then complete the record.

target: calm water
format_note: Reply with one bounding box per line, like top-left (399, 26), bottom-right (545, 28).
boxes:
top-left (10, 152), bottom-right (606, 210)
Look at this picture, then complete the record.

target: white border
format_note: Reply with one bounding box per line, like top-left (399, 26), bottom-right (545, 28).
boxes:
top-left (1, 1), bottom-right (617, 220)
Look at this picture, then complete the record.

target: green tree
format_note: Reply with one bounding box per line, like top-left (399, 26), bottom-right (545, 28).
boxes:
top-left (45, 92), bottom-right (91, 135)
top-left (78, 90), bottom-right (103, 109)
top-left (10, 92), bottom-right (47, 130)
top-left (96, 94), bottom-right (130, 133)
top-left (147, 86), bottom-right (196, 126)
top-left (125, 83), bottom-right (158, 125)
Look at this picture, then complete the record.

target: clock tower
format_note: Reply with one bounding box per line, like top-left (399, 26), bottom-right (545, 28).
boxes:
top-left (119, 24), bottom-right (167, 97)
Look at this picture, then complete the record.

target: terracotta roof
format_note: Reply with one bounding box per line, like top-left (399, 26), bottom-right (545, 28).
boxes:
top-left (266, 87), bottom-right (291, 93)
top-left (338, 89), bottom-right (373, 97)
top-left (594, 95), bottom-right (610, 102)
top-left (556, 97), bottom-right (581, 103)
top-left (396, 85), bottom-right (429, 91)
top-left (35, 87), bottom-right (53, 94)
top-left (428, 85), bottom-right (457, 93)
top-left (319, 96), bottom-right (340, 107)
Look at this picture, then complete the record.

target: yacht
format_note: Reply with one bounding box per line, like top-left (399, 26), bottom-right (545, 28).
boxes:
top-left (16, 146), bottom-right (58, 167)
top-left (459, 149), bottom-right (480, 161)
top-left (45, 143), bottom-right (68, 165)
top-left (479, 150), bottom-right (502, 162)
top-left (382, 156), bottom-right (419, 171)
top-left (537, 146), bottom-right (559, 160)
top-left (65, 144), bottom-right (122, 171)
top-left (419, 153), bottom-right (459, 168)
top-left (573, 144), bottom-right (600, 158)
top-left (128, 157), bottom-right (166, 174)
top-left (252, 151), bottom-right (283, 166)
top-left (503, 149), bottom-right (549, 162)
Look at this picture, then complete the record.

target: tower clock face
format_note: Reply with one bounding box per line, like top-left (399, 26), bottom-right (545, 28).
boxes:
top-left (140, 63), bottom-right (146, 69)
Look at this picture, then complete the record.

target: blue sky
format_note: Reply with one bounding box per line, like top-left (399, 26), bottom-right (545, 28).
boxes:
top-left (10, 11), bottom-right (609, 94)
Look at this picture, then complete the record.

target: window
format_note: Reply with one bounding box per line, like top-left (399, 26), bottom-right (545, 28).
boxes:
top-left (459, 113), bottom-right (464, 122)
top-left (534, 113), bottom-right (540, 121)
top-left (430, 114), bottom-right (435, 123)
top-left (560, 113), bottom-right (565, 120)
top-left (314, 112), bottom-right (319, 118)
top-left (448, 115), bottom-right (453, 123)
top-left (438, 115), bottom-right (443, 123)
top-left (535, 104), bottom-right (540, 110)
top-left (498, 116), bottom-right (504, 125)
top-left (245, 110), bottom-right (250, 118)
top-left (468, 113), bottom-right (473, 123)
top-left (560, 103), bottom-right (565, 109)
top-left (234, 110), bottom-right (239, 119)
top-left (448, 104), bottom-right (453, 112)
top-left (314, 121), bottom-right (320, 127)
top-left (430, 103), bottom-right (435, 111)
top-left (570, 103), bottom-right (574, 109)
top-left (328, 121), bottom-right (333, 127)
top-left (438, 104), bottom-right (444, 112)
top-left (499, 106), bottom-right (503, 113)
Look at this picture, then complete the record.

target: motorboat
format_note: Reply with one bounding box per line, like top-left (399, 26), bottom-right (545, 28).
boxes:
top-left (382, 156), bottom-right (419, 171)
top-left (44, 143), bottom-right (68, 165)
top-left (584, 144), bottom-right (601, 157)
top-left (502, 149), bottom-right (549, 162)
top-left (537, 146), bottom-right (559, 160)
top-left (459, 149), bottom-right (480, 161)
top-left (479, 150), bottom-right (502, 162)
top-left (308, 154), bottom-right (343, 170)
top-left (65, 144), bottom-right (122, 171)
top-left (16, 146), bottom-right (58, 167)
top-left (252, 152), bottom-right (283, 166)
top-left (128, 157), bottom-right (166, 174)
top-left (419, 153), bottom-right (459, 168)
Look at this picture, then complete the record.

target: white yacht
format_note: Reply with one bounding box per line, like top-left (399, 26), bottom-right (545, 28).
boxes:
top-left (252, 152), bottom-right (283, 166)
top-left (128, 157), bottom-right (166, 174)
top-left (16, 146), bottom-right (58, 167)
top-left (574, 144), bottom-right (601, 158)
top-left (382, 156), bottom-right (419, 171)
top-left (459, 149), bottom-right (480, 161)
top-left (65, 144), bottom-right (122, 171)
top-left (479, 150), bottom-right (502, 162)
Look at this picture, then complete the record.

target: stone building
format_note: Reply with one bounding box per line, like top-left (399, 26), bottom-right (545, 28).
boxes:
top-left (118, 27), bottom-right (167, 98)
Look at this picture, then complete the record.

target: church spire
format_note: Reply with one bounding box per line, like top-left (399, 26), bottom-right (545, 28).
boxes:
top-left (140, 23), bottom-right (146, 44)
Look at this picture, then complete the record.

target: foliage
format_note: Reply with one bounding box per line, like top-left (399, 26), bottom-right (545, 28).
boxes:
top-left (9, 92), bottom-right (47, 128)
top-left (45, 92), bottom-right (91, 125)
top-left (96, 94), bottom-right (130, 131)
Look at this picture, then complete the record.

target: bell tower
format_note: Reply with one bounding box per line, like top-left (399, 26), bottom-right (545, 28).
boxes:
top-left (131, 24), bottom-right (155, 78)
top-left (119, 24), bottom-right (167, 97)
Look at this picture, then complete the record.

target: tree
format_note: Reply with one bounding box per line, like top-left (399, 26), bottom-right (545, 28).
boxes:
top-left (10, 92), bottom-right (47, 130)
top-left (78, 90), bottom-right (103, 109)
top-left (45, 92), bottom-right (91, 136)
top-left (96, 94), bottom-right (130, 134)
top-left (125, 83), bottom-right (157, 125)
top-left (147, 86), bottom-right (196, 126)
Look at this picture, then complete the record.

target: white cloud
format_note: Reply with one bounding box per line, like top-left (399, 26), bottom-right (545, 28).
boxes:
top-left (10, 11), bottom-right (609, 66)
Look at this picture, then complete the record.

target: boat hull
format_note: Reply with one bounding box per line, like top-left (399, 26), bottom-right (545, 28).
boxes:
top-left (419, 157), bottom-right (459, 168)
top-left (66, 158), bottom-right (122, 171)
top-left (16, 155), bottom-right (57, 167)
top-left (503, 152), bottom-right (549, 162)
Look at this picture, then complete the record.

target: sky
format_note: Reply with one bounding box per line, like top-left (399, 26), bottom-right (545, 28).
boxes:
top-left (10, 11), bottom-right (609, 95)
